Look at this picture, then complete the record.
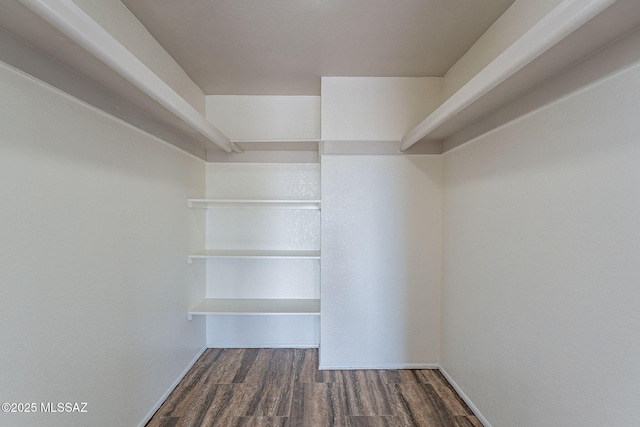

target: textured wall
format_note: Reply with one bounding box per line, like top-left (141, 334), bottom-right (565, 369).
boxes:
top-left (320, 155), bottom-right (442, 368)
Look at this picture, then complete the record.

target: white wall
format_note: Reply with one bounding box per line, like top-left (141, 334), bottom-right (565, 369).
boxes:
top-left (0, 63), bottom-right (206, 427)
top-left (321, 77), bottom-right (442, 141)
top-left (320, 156), bottom-right (442, 368)
top-left (442, 60), bottom-right (640, 426)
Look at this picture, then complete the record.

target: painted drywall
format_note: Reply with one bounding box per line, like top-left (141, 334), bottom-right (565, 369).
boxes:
top-left (321, 77), bottom-right (442, 141)
top-left (0, 63), bottom-right (205, 426)
top-left (203, 163), bottom-right (320, 347)
top-left (441, 60), bottom-right (640, 426)
top-left (206, 96), bottom-right (320, 141)
top-left (320, 155), bottom-right (442, 368)
top-left (443, 0), bottom-right (561, 99)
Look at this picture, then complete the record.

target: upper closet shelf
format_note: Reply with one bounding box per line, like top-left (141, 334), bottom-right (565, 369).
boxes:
top-left (400, 0), bottom-right (635, 150)
top-left (19, 0), bottom-right (233, 154)
top-left (188, 199), bottom-right (321, 210)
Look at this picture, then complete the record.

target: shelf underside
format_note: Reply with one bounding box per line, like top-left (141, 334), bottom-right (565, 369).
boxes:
top-left (188, 298), bottom-right (321, 316)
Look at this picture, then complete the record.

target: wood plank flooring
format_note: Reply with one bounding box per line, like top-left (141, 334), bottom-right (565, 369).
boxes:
top-left (146, 349), bottom-right (481, 427)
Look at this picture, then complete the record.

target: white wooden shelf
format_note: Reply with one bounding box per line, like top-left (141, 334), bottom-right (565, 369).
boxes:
top-left (400, 0), bottom-right (637, 150)
top-left (188, 199), bottom-right (321, 210)
top-left (187, 298), bottom-right (320, 319)
top-left (19, 0), bottom-right (233, 154)
top-left (188, 249), bottom-right (320, 263)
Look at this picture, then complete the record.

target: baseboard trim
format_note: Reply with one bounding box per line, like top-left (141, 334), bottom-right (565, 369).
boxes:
top-left (137, 346), bottom-right (207, 427)
top-left (319, 363), bottom-right (440, 370)
top-left (438, 366), bottom-right (492, 427)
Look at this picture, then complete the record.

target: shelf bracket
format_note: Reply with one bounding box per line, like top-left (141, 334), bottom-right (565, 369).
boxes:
top-left (231, 142), bottom-right (244, 153)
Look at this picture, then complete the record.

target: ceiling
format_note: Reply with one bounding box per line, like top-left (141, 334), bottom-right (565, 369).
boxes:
top-left (121, 0), bottom-right (515, 95)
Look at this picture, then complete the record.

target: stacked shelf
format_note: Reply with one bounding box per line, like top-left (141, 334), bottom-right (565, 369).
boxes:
top-left (187, 198), bottom-right (321, 319)
top-left (187, 298), bottom-right (320, 320)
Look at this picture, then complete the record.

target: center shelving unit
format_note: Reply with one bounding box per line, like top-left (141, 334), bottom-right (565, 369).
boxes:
top-left (188, 163), bottom-right (321, 347)
top-left (187, 197), bottom-right (321, 326)
top-left (187, 198), bottom-right (321, 350)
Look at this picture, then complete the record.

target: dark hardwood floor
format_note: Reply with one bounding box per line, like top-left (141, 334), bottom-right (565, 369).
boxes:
top-left (146, 348), bottom-right (482, 427)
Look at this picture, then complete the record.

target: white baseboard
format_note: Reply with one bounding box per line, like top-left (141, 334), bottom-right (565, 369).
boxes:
top-left (438, 366), bottom-right (492, 427)
top-left (319, 363), bottom-right (440, 370)
top-left (137, 346), bottom-right (207, 427)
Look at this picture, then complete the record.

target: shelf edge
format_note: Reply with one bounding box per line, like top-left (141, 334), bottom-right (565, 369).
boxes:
top-left (187, 298), bottom-right (321, 319)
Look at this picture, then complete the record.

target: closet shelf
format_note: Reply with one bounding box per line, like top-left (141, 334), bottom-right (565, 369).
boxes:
top-left (188, 249), bottom-right (320, 263)
top-left (187, 298), bottom-right (320, 320)
top-left (20, 0), bottom-right (233, 153)
top-left (187, 199), bottom-right (321, 209)
top-left (400, 0), bottom-right (636, 150)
